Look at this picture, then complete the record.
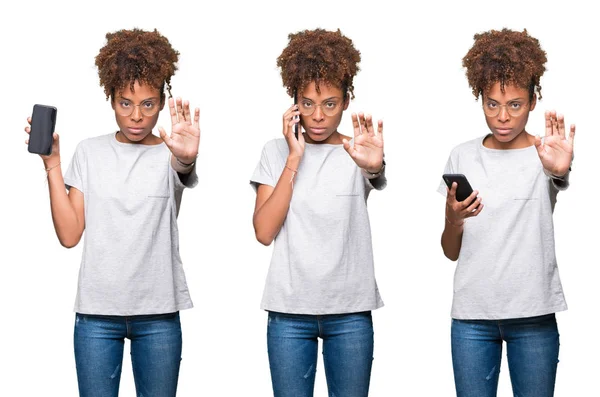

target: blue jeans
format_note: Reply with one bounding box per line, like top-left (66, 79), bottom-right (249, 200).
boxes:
top-left (267, 311), bottom-right (374, 397)
top-left (451, 313), bottom-right (560, 397)
top-left (74, 312), bottom-right (182, 397)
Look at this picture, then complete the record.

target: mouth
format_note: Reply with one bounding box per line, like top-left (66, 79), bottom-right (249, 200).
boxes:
top-left (127, 127), bottom-right (145, 134)
top-left (494, 127), bottom-right (513, 135)
top-left (307, 127), bottom-right (327, 134)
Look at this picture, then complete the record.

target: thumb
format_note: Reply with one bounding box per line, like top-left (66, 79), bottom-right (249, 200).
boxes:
top-left (342, 138), bottom-right (353, 156)
top-left (534, 135), bottom-right (545, 157)
top-left (158, 126), bottom-right (171, 147)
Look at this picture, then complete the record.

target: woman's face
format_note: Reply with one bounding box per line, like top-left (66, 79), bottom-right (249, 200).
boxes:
top-left (298, 81), bottom-right (349, 144)
top-left (482, 82), bottom-right (536, 148)
top-left (111, 80), bottom-right (164, 144)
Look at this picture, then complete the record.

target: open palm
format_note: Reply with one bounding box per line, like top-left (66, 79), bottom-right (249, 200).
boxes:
top-left (159, 97), bottom-right (200, 163)
top-left (535, 110), bottom-right (575, 176)
top-left (342, 112), bottom-right (384, 172)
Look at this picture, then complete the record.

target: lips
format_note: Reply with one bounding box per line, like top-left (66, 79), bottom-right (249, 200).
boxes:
top-left (127, 127), bottom-right (145, 134)
top-left (494, 127), bottom-right (512, 135)
top-left (308, 127), bottom-right (327, 134)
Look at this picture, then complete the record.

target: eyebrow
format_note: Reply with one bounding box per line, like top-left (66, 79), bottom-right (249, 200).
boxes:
top-left (485, 96), bottom-right (526, 102)
top-left (301, 96), bottom-right (341, 102)
top-left (118, 96), bottom-right (160, 102)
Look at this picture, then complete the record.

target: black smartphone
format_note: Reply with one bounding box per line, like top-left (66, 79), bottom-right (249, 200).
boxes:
top-left (443, 173), bottom-right (474, 202)
top-left (28, 104), bottom-right (57, 156)
top-left (293, 89), bottom-right (298, 139)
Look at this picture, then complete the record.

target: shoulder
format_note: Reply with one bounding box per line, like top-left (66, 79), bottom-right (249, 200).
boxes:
top-left (448, 136), bottom-right (484, 159)
top-left (75, 133), bottom-right (114, 153)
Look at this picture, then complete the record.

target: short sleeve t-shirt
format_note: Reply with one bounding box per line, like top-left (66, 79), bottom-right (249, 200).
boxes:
top-left (438, 136), bottom-right (568, 320)
top-left (64, 133), bottom-right (197, 315)
top-left (250, 138), bottom-right (385, 315)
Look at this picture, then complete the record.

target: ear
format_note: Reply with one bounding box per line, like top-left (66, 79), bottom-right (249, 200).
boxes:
top-left (343, 93), bottom-right (350, 111)
top-left (529, 94), bottom-right (537, 112)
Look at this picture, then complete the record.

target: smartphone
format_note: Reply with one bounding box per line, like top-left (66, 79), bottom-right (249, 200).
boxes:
top-left (28, 104), bottom-right (57, 155)
top-left (293, 89), bottom-right (299, 139)
top-left (443, 173), bottom-right (474, 202)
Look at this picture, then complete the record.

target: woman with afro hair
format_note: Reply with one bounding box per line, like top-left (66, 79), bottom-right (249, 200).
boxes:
top-left (438, 28), bottom-right (575, 397)
top-left (250, 28), bottom-right (386, 397)
top-left (23, 28), bottom-right (200, 396)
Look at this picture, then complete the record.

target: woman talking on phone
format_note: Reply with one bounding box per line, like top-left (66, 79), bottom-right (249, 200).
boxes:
top-left (439, 28), bottom-right (575, 397)
top-left (250, 29), bottom-right (386, 397)
top-left (23, 29), bottom-right (199, 397)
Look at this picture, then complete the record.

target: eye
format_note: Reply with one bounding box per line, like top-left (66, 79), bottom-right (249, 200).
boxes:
top-left (301, 101), bottom-right (313, 108)
top-left (325, 101), bottom-right (337, 109)
top-left (486, 101), bottom-right (498, 109)
top-left (119, 100), bottom-right (131, 108)
top-left (509, 102), bottom-right (522, 109)
top-left (142, 101), bottom-right (156, 109)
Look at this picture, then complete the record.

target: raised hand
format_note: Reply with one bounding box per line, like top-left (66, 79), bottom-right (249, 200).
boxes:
top-left (534, 111), bottom-right (575, 176)
top-left (282, 103), bottom-right (305, 160)
top-left (343, 112), bottom-right (384, 173)
top-left (24, 116), bottom-right (61, 168)
top-left (159, 97), bottom-right (200, 164)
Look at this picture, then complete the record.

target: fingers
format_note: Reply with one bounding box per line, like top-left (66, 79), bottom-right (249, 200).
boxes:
top-left (351, 113), bottom-right (361, 138)
top-left (25, 126), bottom-right (31, 135)
top-left (377, 120), bottom-right (383, 141)
top-left (465, 202), bottom-right (484, 218)
top-left (168, 97), bottom-right (178, 125)
top-left (27, 116), bottom-right (32, 125)
top-left (365, 114), bottom-right (375, 136)
top-left (193, 108), bottom-right (200, 129)
top-left (459, 189), bottom-right (479, 209)
top-left (282, 104), bottom-right (300, 138)
top-left (447, 182), bottom-right (458, 202)
top-left (568, 124), bottom-right (576, 146)
top-left (557, 113), bottom-right (565, 139)
top-left (176, 97), bottom-right (184, 122)
top-left (183, 100), bottom-right (191, 123)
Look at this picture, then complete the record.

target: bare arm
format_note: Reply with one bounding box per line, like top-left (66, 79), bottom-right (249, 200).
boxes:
top-left (441, 182), bottom-right (482, 261)
top-left (253, 156), bottom-right (300, 246)
top-left (25, 117), bottom-right (85, 248)
top-left (253, 103), bottom-right (303, 246)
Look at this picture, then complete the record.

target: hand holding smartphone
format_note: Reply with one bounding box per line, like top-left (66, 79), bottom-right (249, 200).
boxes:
top-left (28, 104), bottom-right (57, 156)
top-left (443, 173), bottom-right (474, 202)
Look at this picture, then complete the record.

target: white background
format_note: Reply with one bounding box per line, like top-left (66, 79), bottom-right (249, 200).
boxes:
top-left (2, 0), bottom-right (598, 395)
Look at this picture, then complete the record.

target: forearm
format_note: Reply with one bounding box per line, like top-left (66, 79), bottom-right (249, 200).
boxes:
top-left (441, 218), bottom-right (463, 261)
top-left (46, 161), bottom-right (84, 248)
top-left (253, 156), bottom-right (300, 246)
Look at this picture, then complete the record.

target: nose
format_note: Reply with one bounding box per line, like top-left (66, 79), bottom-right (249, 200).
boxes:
top-left (312, 105), bottom-right (324, 121)
top-left (498, 105), bottom-right (510, 122)
top-left (131, 105), bottom-right (143, 121)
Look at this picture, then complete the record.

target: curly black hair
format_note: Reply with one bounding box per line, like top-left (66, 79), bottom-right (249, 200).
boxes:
top-left (463, 28), bottom-right (547, 100)
top-left (95, 28), bottom-right (179, 101)
top-left (277, 28), bottom-right (361, 99)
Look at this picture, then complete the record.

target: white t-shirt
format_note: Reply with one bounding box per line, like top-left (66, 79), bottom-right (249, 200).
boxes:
top-left (64, 133), bottom-right (197, 315)
top-left (438, 135), bottom-right (568, 320)
top-left (251, 138), bottom-right (386, 315)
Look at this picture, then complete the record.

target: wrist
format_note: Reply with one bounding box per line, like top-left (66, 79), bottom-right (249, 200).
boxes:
top-left (286, 155), bottom-right (301, 169)
top-left (43, 156), bottom-right (61, 168)
top-left (362, 159), bottom-right (385, 179)
top-left (176, 156), bottom-right (197, 166)
top-left (445, 215), bottom-right (464, 228)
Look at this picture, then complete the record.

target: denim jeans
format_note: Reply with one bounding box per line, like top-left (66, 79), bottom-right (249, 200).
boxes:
top-left (267, 311), bottom-right (374, 397)
top-left (74, 312), bottom-right (182, 397)
top-left (451, 313), bottom-right (560, 397)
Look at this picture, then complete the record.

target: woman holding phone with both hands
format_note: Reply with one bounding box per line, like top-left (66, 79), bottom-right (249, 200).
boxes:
top-left (24, 29), bottom-right (199, 397)
top-left (250, 28), bottom-right (386, 397)
top-left (439, 28), bottom-right (575, 397)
